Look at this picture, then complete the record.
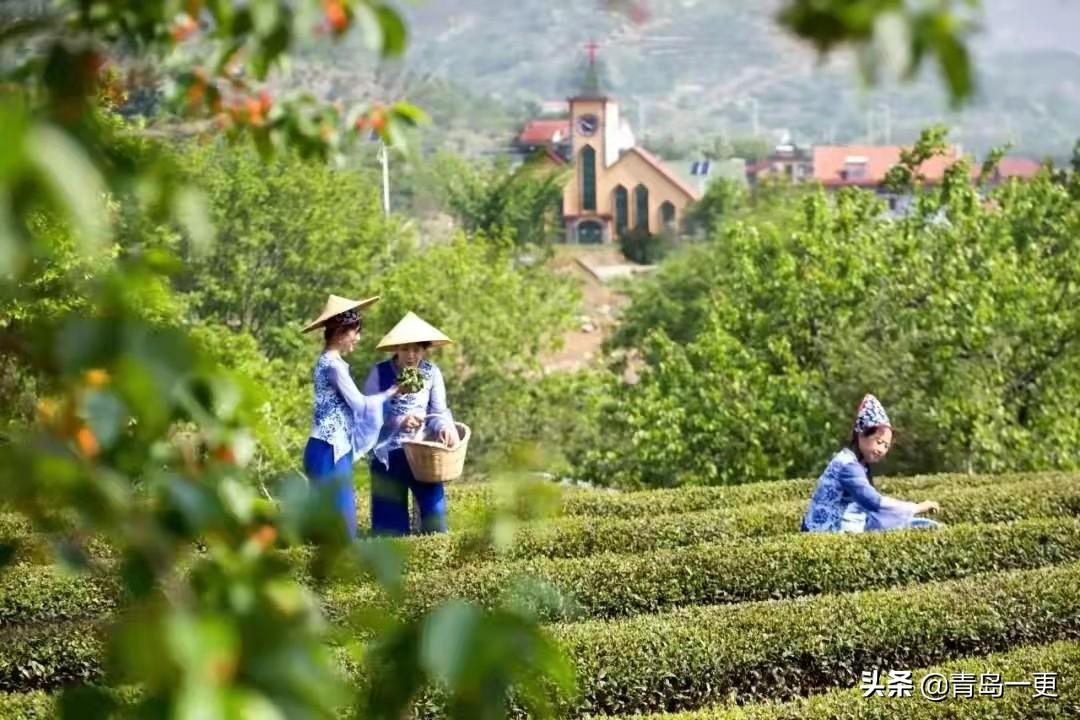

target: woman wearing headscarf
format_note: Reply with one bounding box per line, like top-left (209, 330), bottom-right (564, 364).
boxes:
top-left (802, 394), bottom-right (942, 533)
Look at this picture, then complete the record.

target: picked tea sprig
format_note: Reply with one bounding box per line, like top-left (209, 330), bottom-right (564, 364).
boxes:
top-left (397, 366), bottom-right (425, 394)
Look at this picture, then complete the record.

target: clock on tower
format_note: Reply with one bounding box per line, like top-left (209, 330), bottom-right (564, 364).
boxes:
top-left (577, 113), bottom-right (599, 137)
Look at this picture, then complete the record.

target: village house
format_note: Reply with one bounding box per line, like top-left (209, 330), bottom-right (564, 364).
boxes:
top-left (811, 144), bottom-right (963, 212)
top-left (743, 141), bottom-right (1043, 214)
top-left (514, 117), bottom-right (572, 162)
top-left (746, 142), bottom-right (814, 185)
top-left (812, 145), bottom-right (1042, 212)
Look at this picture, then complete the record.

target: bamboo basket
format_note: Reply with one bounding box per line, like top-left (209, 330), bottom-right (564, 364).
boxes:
top-left (402, 415), bottom-right (471, 483)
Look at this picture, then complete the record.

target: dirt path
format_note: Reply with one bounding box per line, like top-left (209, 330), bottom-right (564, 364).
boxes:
top-left (541, 247), bottom-right (643, 373)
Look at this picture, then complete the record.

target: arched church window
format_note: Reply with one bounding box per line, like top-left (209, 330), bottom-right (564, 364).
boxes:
top-left (661, 201), bottom-right (676, 229)
top-left (613, 185), bottom-right (629, 235)
top-left (634, 184), bottom-right (649, 231)
top-left (581, 146), bottom-right (597, 212)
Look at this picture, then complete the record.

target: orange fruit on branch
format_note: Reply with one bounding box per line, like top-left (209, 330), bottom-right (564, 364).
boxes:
top-left (251, 525), bottom-right (277, 549)
top-left (323, 0), bottom-right (349, 33)
top-left (213, 444), bottom-right (237, 465)
top-left (74, 425), bottom-right (100, 458)
top-left (170, 13), bottom-right (199, 42)
top-left (245, 97), bottom-right (264, 125)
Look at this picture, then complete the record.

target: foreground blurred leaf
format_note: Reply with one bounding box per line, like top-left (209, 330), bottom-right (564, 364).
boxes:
top-left (25, 124), bottom-right (109, 249)
top-left (374, 3), bottom-right (408, 56)
top-left (421, 600), bottom-right (482, 687)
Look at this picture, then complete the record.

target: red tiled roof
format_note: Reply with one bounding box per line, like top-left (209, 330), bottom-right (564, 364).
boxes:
top-left (967, 156), bottom-right (1042, 181)
top-left (621, 147), bottom-right (701, 200)
top-left (812, 145), bottom-right (960, 186)
top-left (996, 156), bottom-right (1042, 178)
top-left (517, 119), bottom-right (569, 146)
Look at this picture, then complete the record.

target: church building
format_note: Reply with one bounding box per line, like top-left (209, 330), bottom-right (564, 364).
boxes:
top-left (519, 45), bottom-right (700, 244)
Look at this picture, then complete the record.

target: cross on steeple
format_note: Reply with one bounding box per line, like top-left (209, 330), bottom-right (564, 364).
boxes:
top-left (576, 38), bottom-right (607, 97)
top-left (584, 38), bottom-right (600, 65)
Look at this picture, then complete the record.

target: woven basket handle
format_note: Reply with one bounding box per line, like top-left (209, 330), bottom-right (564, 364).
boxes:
top-left (422, 413), bottom-right (458, 442)
top-left (404, 412), bottom-right (451, 437)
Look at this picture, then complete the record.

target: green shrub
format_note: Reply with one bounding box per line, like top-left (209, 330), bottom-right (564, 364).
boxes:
top-left (555, 471), bottom-right (1073, 519)
top-left (547, 563), bottom-right (1080, 717)
top-left (619, 227), bottom-right (675, 265)
top-left (4, 472), bottom-right (1075, 587)
top-left (7, 473), bottom-right (1074, 565)
top-left (7, 563), bottom-right (1080, 709)
top-left (3, 474), bottom-right (1078, 629)
top-left (326, 518), bottom-right (1080, 622)
top-left (0, 620), bottom-right (105, 691)
top-left (20, 515), bottom-right (1080, 631)
top-left (395, 475), bottom-right (1080, 574)
top-left (0, 690), bottom-right (54, 719)
top-left (629, 640), bottom-right (1080, 719)
top-left (369, 471), bottom-right (1078, 523)
top-left (0, 687), bottom-right (140, 719)
top-left (0, 565), bottom-right (122, 627)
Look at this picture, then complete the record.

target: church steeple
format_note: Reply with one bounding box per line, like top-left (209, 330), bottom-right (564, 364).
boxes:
top-left (573, 38), bottom-right (611, 99)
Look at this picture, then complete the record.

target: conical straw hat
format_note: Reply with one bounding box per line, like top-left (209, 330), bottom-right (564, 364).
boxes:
top-left (301, 294), bottom-right (380, 334)
top-left (376, 312), bottom-right (453, 351)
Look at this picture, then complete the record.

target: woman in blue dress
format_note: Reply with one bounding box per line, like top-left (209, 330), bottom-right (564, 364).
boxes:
top-left (802, 394), bottom-right (942, 533)
top-left (363, 312), bottom-right (459, 536)
top-left (301, 294), bottom-right (398, 539)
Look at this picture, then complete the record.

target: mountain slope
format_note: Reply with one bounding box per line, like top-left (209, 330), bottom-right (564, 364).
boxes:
top-left (388, 0), bottom-right (1080, 159)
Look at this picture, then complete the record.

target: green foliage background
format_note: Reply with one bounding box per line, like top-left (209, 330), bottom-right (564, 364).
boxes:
top-left (581, 138), bottom-right (1080, 487)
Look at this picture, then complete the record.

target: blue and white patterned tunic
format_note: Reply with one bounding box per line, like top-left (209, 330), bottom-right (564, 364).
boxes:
top-left (363, 358), bottom-right (456, 470)
top-left (309, 351), bottom-right (392, 464)
top-left (802, 448), bottom-right (915, 532)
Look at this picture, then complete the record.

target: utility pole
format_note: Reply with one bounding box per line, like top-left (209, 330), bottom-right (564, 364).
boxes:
top-left (737, 97), bottom-right (760, 138)
top-left (875, 102), bottom-right (892, 144)
top-left (378, 140), bottom-right (390, 218)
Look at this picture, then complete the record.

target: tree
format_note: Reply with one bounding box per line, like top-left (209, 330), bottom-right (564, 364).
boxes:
top-left (587, 130), bottom-right (1080, 487)
top-left (581, 310), bottom-right (837, 488)
top-left (610, 179), bottom-right (813, 352)
top-left (683, 178), bottom-right (747, 237)
top-left (173, 141), bottom-right (397, 362)
top-left (705, 136), bottom-right (771, 163)
top-left (434, 153), bottom-right (569, 249)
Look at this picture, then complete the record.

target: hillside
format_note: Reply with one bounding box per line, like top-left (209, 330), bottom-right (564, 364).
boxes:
top-left (324, 0), bottom-right (1080, 161)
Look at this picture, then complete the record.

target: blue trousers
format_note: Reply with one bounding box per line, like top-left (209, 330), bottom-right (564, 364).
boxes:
top-left (303, 438), bottom-right (357, 540)
top-left (370, 449), bottom-right (447, 536)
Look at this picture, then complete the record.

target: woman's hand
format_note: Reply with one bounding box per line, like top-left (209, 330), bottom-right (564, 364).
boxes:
top-left (915, 500), bottom-right (941, 515)
top-left (437, 427), bottom-right (458, 447)
top-left (387, 384), bottom-right (401, 397)
top-left (401, 414), bottom-right (424, 431)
